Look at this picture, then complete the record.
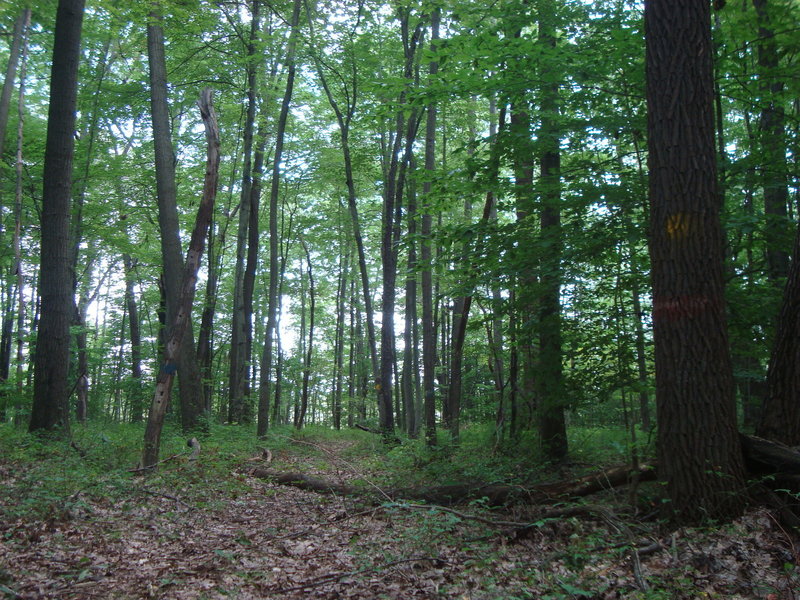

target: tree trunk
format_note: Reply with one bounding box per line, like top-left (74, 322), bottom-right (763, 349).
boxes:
top-left (753, 0), bottom-right (790, 284)
top-left (420, 9), bottom-right (441, 445)
top-left (197, 213), bottom-right (221, 415)
top-left (8, 7), bottom-right (30, 408)
top-left (258, 0), bottom-right (301, 437)
top-left (304, 4), bottom-right (381, 392)
top-left (29, 0), bottom-right (85, 435)
top-left (146, 4), bottom-right (206, 433)
top-left (631, 285), bottom-right (651, 430)
top-left (645, 0), bottom-right (746, 524)
top-left (332, 242), bottom-right (348, 431)
top-left (124, 254), bottom-right (144, 423)
top-left (142, 89), bottom-right (219, 470)
top-left (537, 9), bottom-right (567, 461)
top-left (379, 11), bottom-right (423, 438)
top-left (0, 8), bottom-right (30, 164)
top-left (229, 0), bottom-right (261, 424)
top-left (402, 165), bottom-right (419, 436)
top-left (295, 239), bottom-right (316, 429)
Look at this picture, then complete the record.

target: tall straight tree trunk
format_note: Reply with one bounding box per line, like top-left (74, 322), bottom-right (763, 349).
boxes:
top-left (142, 89), bottom-right (219, 469)
top-left (146, 4), bottom-right (206, 432)
top-left (197, 214), bottom-right (221, 414)
top-left (29, 0), bottom-right (85, 435)
top-left (421, 9), bottom-right (440, 445)
top-left (229, 0), bottom-right (261, 424)
top-left (332, 243), bottom-right (348, 430)
top-left (402, 164), bottom-right (419, 436)
top-left (753, 0), bottom-right (790, 284)
top-left (10, 8), bottom-right (30, 402)
top-left (537, 9), bottom-right (567, 460)
top-left (0, 8), bottom-right (30, 165)
top-left (305, 1), bottom-right (381, 399)
top-left (295, 239), bottom-right (315, 429)
top-left (379, 10), bottom-right (424, 438)
top-left (74, 263), bottom-right (93, 423)
top-left (243, 123), bottom-right (268, 418)
top-left (645, 0), bottom-right (746, 524)
top-left (258, 0), bottom-right (301, 437)
top-left (124, 254), bottom-right (144, 422)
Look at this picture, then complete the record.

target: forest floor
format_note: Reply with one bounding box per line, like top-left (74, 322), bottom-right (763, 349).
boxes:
top-left (0, 424), bottom-right (799, 599)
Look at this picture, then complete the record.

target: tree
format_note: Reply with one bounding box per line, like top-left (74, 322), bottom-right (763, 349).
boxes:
top-left (229, 0), bottom-right (260, 424)
top-left (644, 0), bottom-right (746, 523)
top-left (146, 3), bottom-right (206, 432)
top-left (421, 8), bottom-right (441, 445)
top-left (142, 88), bottom-right (219, 469)
top-left (0, 8), bottom-right (30, 166)
top-left (29, 0), bottom-right (86, 434)
top-left (257, 0), bottom-right (302, 438)
top-left (536, 3), bottom-right (567, 461)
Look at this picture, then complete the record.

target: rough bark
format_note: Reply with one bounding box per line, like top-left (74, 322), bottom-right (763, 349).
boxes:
top-left (645, 0), bottom-right (747, 524)
top-left (29, 0), bottom-right (85, 435)
top-left (758, 217), bottom-right (800, 445)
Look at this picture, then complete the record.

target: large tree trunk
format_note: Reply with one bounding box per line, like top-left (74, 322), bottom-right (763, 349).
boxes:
top-left (536, 8), bottom-right (567, 461)
top-left (757, 204), bottom-right (800, 445)
top-left (257, 0), bottom-right (301, 437)
top-left (644, 0), bottom-right (746, 524)
top-left (142, 89), bottom-right (219, 470)
top-left (29, 0), bottom-right (85, 435)
top-left (146, 5), bottom-right (206, 432)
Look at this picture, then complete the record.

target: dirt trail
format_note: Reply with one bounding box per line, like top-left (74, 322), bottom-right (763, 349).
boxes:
top-left (1, 437), bottom-right (797, 599)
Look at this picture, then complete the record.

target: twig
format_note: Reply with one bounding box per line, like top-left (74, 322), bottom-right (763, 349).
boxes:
top-left (271, 556), bottom-right (446, 593)
top-left (389, 502), bottom-right (527, 528)
top-left (127, 451), bottom-right (187, 473)
top-left (138, 488), bottom-right (191, 509)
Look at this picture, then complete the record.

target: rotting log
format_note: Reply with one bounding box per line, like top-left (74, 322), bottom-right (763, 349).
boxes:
top-left (247, 462), bottom-right (657, 506)
top-left (247, 435), bottom-right (800, 507)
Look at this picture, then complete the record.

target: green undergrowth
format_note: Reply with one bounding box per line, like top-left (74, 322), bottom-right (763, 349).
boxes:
top-left (361, 422), bottom-right (653, 491)
top-left (0, 420), bottom-right (650, 525)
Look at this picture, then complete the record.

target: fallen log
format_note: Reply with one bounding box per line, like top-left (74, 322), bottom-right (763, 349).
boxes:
top-left (740, 433), bottom-right (800, 475)
top-left (247, 434), bottom-right (800, 507)
top-left (247, 462), bottom-right (657, 506)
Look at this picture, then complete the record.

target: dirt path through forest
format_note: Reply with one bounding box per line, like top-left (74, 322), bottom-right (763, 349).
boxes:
top-left (1, 436), bottom-right (798, 598)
